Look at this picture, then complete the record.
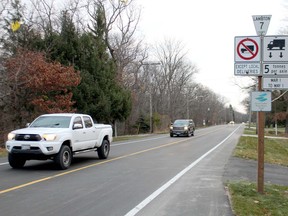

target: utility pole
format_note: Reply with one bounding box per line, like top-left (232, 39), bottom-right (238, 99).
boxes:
top-left (142, 62), bottom-right (161, 133)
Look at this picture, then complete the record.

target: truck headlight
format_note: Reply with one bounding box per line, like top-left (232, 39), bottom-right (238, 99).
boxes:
top-left (43, 134), bottom-right (57, 141)
top-left (7, 133), bottom-right (16, 140)
top-left (184, 126), bottom-right (188, 130)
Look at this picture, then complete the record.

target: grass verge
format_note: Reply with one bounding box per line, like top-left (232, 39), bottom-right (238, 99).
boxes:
top-left (228, 182), bottom-right (288, 216)
top-left (233, 136), bottom-right (288, 166)
top-left (113, 134), bottom-right (150, 142)
top-left (228, 127), bottom-right (288, 215)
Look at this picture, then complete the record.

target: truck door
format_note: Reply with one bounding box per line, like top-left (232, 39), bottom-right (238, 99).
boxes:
top-left (83, 116), bottom-right (97, 148)
top-left (72, 116), bottom-right (87, 151)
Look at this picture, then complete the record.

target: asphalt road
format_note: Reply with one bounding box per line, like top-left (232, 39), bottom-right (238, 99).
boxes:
top-left (0, 124), bottom-right (244, 216)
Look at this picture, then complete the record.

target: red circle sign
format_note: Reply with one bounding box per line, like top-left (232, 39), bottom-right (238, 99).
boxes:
top-left (237, 38), bottom-right (259, 60)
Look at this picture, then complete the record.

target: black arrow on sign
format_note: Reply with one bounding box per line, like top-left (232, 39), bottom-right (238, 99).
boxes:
top-left (280, 52), bottom-right (283, 58)
top-left (269, 52), bottom-right (272, 58)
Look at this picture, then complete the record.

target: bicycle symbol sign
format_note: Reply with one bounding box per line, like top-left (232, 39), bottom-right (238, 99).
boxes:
top-left (235, 37), bottom-right (260, 62)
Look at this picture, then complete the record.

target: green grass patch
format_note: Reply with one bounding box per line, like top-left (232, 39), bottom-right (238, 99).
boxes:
top-left (244, 127), bottom-right (258, 135)
top-left (229, 128), bottom-right (288, 214)
top-left (228, 181), bottom-right (288, 216)
top-left (113, 134), bottom-right (150, 142)
top-left (234, 136), bottom-right (288, 166)
top-left (244, 127), bottom-right (287, 137)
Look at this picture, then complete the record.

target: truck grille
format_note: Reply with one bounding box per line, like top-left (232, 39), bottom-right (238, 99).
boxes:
top-left (173, 127), bottom-right (184, 130)
top-left (15, 134), bottom-right (42, 141)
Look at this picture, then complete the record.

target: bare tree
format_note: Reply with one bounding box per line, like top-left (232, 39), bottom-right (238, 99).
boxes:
top-left (0, 0), bottom-right (12, 26)
top-left (0, 0), bottom-right (10, 32)
top-left (86, 0), bottom-right (144, 82)
top-left (153, 39), bottom-right (198, 119)
top-left (85, 0), bottom-right (149, 134)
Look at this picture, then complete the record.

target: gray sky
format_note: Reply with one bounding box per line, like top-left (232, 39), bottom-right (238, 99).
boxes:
top-left (136, 0), bottom-right (288, 113)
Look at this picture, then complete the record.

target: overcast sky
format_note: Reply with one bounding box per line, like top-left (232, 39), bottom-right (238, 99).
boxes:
top-left (136, 0), bottom-right (288, 113)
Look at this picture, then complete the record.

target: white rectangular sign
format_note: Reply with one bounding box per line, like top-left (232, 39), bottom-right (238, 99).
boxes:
top-left (263, 36), bottom-right (288, 62)
top-left (235, 36), bottom-right (260, 62)
top-left (234, 63), bottom-right (261, 75)
top-left (251, 91), bottom-right (271, 112)
top-left (263, 77), bottom-right (288, 89)
top-left (262, 63), bottom-right (288, 76)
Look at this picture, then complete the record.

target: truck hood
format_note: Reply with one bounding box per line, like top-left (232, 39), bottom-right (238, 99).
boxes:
top-left (11, 127), bottom-right (69, 135)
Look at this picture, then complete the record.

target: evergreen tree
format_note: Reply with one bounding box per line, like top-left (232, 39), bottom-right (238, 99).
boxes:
top-left (73, 6), bottom-right (132, 123)
top-left (47, 11), bottom-right (80, 67)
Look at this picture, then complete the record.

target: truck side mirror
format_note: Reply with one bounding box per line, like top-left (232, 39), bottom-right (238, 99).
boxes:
top-left (73, 123), bottom-right (83, 130)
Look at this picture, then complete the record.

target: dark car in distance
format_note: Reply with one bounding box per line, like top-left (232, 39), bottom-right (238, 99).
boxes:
top-left (170, 119), bottom-right (195, 137)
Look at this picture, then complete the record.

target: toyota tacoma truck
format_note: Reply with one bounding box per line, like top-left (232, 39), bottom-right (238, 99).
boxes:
top-left (5, 113), bottom-right (113, 170)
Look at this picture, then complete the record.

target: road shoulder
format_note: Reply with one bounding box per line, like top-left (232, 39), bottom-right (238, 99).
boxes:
top-left (223, 156), bottom-right (288, 186)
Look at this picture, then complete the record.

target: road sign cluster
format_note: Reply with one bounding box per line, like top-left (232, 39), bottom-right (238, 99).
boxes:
top-left (243, 15), bottom-right (276, 194)
top-left (234, 16), bottom-right (288, 91)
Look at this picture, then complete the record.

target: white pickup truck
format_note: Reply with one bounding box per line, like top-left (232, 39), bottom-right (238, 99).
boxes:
top-left (5, 113), bottom-right (113, 169)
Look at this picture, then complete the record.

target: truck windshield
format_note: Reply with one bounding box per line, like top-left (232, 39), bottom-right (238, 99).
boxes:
top-left (173, 120), bottom-right (189, 126)
top-left (30, 116), bottom-right (71, 128)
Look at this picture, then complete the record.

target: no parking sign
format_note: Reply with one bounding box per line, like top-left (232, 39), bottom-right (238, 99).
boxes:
top-left (234, 36), bottom-right (260, 62)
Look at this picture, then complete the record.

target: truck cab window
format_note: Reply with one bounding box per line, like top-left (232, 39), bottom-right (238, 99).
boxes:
top-left (73, 117), bottom-right (83, 129)
top-left (83, 116), bottom-right (93, 128)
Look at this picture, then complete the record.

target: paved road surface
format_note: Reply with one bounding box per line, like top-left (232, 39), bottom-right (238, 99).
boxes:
top-left (0, 124), bottom-right (254, 216)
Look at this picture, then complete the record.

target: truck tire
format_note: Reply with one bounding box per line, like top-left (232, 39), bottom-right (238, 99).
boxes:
top-left (8, 153), bottom-right (26, 168)
top-left (97, 139), bottom-right (110, 159)
top-left (54, 145), bottom-right (72, 170)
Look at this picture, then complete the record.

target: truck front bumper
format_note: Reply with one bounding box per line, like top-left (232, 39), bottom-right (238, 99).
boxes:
top-left (170, 130), bottom-right (189, 136)
top-left (6, 140), bottom-right (63, 158)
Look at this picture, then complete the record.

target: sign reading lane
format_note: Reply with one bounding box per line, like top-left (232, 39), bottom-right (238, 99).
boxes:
top-left (235, 36), bottom-right (260, 62)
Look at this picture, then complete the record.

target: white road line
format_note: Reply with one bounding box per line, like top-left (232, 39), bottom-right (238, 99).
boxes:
top-left (0, 162), bottom-right (8, 166)
top-left (124, 125), bottom-right (241, 216)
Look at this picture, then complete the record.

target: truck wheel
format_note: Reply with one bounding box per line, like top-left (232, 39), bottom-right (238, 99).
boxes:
top-left (97, 139), bottom-right (110, 159)
top-left (8, 153), bottom-right (26, 168)
top-left (170, 133), bottom-right (173, 137)
top-left (54, 145), bottom-right (72, 170)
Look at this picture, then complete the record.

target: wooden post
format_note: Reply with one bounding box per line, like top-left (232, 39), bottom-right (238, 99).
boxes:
top-left (257, 76), bottom-right (265, 194)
